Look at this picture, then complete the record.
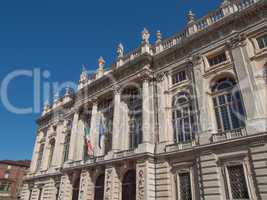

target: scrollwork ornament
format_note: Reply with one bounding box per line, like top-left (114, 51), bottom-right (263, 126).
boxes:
top-left (137, 169), bottom-right (145, 200)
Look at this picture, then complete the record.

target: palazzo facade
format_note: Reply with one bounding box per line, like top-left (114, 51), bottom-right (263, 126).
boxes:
top-left (21, 0), bottom-right (267, 199)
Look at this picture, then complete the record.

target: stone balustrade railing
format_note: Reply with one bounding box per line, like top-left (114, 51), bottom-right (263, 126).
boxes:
top-left (211, 127), bottom-right (247, 143)
top-left (114, 0), bottom-right (259, 66)
top-left (165, 140), bottom-right (198, 152)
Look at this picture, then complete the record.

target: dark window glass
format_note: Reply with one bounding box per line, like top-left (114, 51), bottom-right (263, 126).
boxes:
top-left (208, 51), bottom-right (227, 66)
top-left (48, 140), bottom-right (55, 168)
top-left (94, 174), bottom-right (105, 200)
top-left (0, 181), bottom-right (11, 192)
top-left (36, 144), bottom-right (45, 171)
top-left (227, 165), bottom-right (249, 199)
top-left (63, 135), bottom-right (71, 163)
top-left (212, 78), bottom-right (246, 132)
top-left (72, 175), bottom-right (80, 200)
top-left (122, 88), bottom-right (142, 149)
top-left (257, 34), bottom-right (267, 49)
top-left (179, 173), bottom-right (192, 200)
top-left (172, 70), bottom-right (187, 84)
top-left (172, 93), bottom-right (197, 143)
top-left (122, 170), bottom-right (136, 200)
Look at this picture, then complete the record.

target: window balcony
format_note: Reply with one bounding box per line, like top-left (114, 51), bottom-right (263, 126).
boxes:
top-left (165, 140), bottom-right (198, 152)
top-left (211, 128), bottom-right (247, 143)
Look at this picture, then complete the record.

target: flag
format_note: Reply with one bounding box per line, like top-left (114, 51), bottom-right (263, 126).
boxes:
top-left (84, 124), bottom-right (94, 156)
top-left (99, 116), bottom-right (106, 148)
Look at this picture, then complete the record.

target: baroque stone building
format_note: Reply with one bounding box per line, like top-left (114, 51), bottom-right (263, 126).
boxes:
top-left (21, 0), bottom-right (267, 199)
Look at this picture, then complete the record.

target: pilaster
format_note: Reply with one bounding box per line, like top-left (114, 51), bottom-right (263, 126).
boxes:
top-left (68, 109), bottom-right (80, 162)
top-left (136, 159), bottom-right (156, 200)
top-left (228, 34), bottom-right (267, 134)
top-left (104, 166), bottom-right (120, 200)
top-left (90, 99), bottom-right (99, 157)
top-left (112, 86), bottom-right (122, 152)
top-left (78, 169), bottom-right (95, 200)
top-left (192, 55), bottom-right (217, 144)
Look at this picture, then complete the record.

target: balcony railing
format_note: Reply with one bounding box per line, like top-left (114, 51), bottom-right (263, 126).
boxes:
top-left (211, 128), bottom-right (247, 143)
top-left (165, 140), bottom-right (198, 152)
top-left (114, 0), bottom-right (260, 67)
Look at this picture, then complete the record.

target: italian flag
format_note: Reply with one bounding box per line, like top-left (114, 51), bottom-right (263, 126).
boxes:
top-left (84, 127), bottom-right (94, 156)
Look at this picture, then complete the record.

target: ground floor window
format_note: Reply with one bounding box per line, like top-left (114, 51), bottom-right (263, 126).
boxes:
top-left (122, 170), bottom-right (136, 200)
top-left (178, 172), bottom-right (192, 200)
top-left (94, 174), bottom-right (105, 200)
top-left (226, 164), bottom-right (250, 199)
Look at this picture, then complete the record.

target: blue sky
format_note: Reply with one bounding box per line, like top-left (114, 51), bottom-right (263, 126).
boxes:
top-left (0, 0), bottom-right (221, 160)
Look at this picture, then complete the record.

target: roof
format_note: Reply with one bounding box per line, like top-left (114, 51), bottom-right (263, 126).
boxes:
top-left (0, 160), bottom-right (31, 168)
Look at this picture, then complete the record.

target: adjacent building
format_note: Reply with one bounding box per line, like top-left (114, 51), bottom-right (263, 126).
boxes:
top-left (0, 160), bottom-right (30, 200)
top-left (21, 0), bottom-right (267, 199)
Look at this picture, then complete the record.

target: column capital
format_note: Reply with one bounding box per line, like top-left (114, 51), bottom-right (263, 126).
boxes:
top-left (139, 66), bottom-right (153, 82)
top-left (226, 33), bottom-right (247, 49)
top-left (112, 85), bottom-right (122, 95)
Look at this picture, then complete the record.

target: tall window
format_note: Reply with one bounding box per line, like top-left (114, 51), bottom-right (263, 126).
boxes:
top-left (212, 77), bottom-right (245, 132)
top-left (122, 88), bottom-right (142, 149)
top-left (94, 174), bottom-right (105, 200)
top-left (178, 172), bottom-right (192, 200)
top-left (257, 34), bottom-right (267, 49)
top-left (72, 175), bottom-right (81, 200)
top-left (99, 98), bottom-right (113, 154)
top-left (226, 164), bottom-right (250, 199)
top-left (36, 144), bottom-right (45, 171)
top-left (172, 92), bottom-right (197, 143)
top-left (48, 140), bottom-right (55, 168)
top-left (63, 134), bottom-right (70, 163)
top-left (122, 170), bottom-right (136, 200)
top-left (0, 181), bottom-right (11, 192)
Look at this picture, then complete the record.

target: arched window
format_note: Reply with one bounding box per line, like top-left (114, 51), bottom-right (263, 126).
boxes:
top-left (122, 88), bottom-right (142, 149)
top-left (48, 139), bottom-right (55, 168)
top-left (94, 174), bottom-right (105, 200)
top-left (122, 170), bottom-right (136, 200)
top-left (172, 92), bottom-right (197, 143)
top-left (63, 134), bottom-right (70, 163)
top-left (36, 143), bottom-right (45, 171)
top-left (211, 77), bottom-right (245, 132)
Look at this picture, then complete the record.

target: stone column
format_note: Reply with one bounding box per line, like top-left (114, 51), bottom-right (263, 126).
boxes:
top-left (89, 99), bottom-right (98, 157)
top-left (138, 67), bottom-right (155, 153)
top-left (112, 87), bottom-right (122, 152)
top-left (228, 35), bottom-right (266, 134)
top-left (68, 109), bottom-right (80, 162)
